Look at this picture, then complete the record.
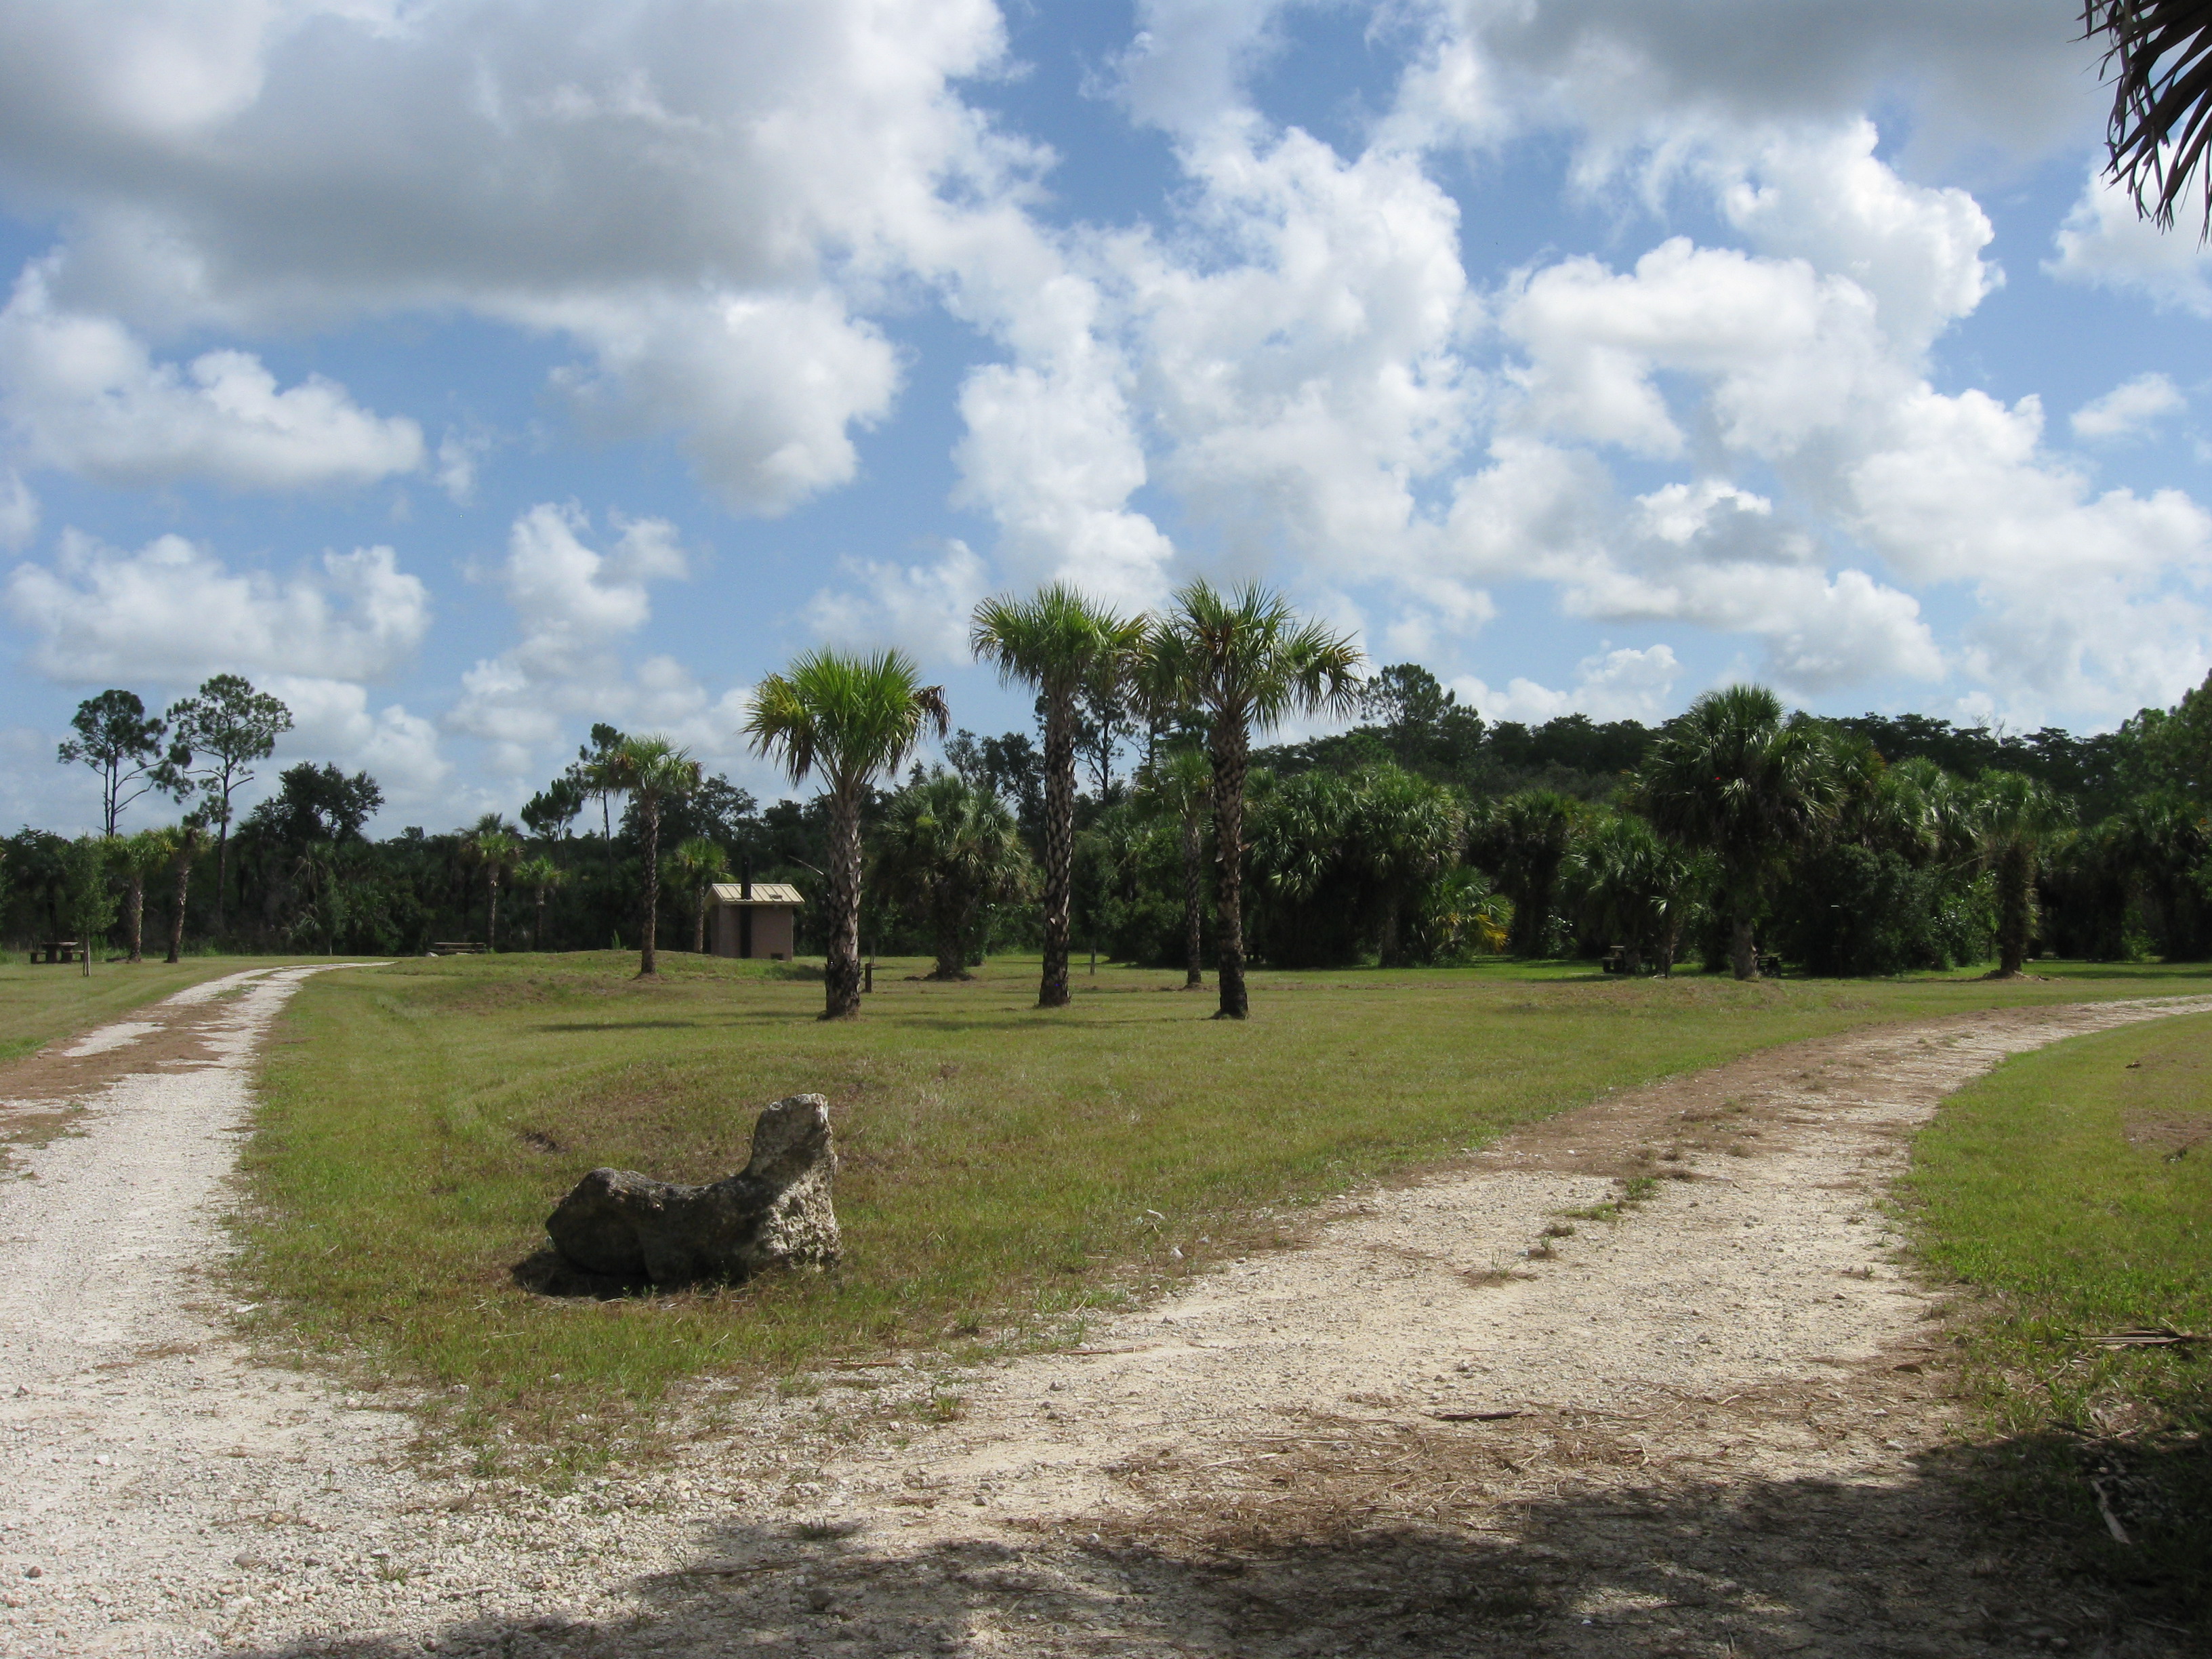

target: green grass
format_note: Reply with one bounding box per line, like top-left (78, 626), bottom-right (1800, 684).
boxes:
top-left (243, 949), bottom-right (2211, 1470)
top-left (0, 954), bottom-right (320, 1065)
top-left (1907, 1012), bottom-right (2212, 1630)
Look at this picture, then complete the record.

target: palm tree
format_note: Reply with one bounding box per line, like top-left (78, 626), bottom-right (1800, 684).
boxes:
top-left (970, 586), bottom-right (1145, 1009)
top-left (872, 773), bottom-right (1035, 979)
top-left (1145, 581), bottom-right (1363, 1018)
top-left (666, 836), bottom-right (730, 952)
top-left (1418, 867), bottom-right (1513, 961)
top-left (1973, 770), bottom-right (2073, 977)
top-left (745, 649), bottom-right (949, 1018)
top-left (462, 817), bottom-right (524, 952)
top-left (1136, 741), bottom-right (1212, 987)
top-left (157, 823), bottom-right (205, 964)
top-left (1637, 685), bottom-right (1840, 980)
top-left (513, 855), bottom-right (569, 951)
top-left (106, 830), bottom-right (174, 964)
top-left (601, 737), bottom-right (702, 977)
top-left (1468, 791), bottom-right (1580, 959)
top-left (571, 724), bottom-right (629, 897)
top-left (2084, 0), bottom-right (2212, 232)
top-left (1353, 769), bottom-right (1465, 967)
top-left (1567, 811), bottom-right (1707, 975)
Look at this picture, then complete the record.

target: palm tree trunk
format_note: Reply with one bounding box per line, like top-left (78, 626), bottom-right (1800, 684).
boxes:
top-left (535, 889), bottom-right (548, 951)
top-left (127, 875), bottom-right (144, 964)
top-left (487, 874), bottom-right (501, 952)
top-left (1996, 840), bottom-right (2032, 976)
top-left (1181, 804), bottom-right (1204, 988)
top-left (693, 890), bottom-right (707, 953)
top-left (1038, 691), bottom-right (1076, 1009)
top-left (933, 918), bottom-right (964, 981)
top-left (1729, 914), bottom-right (1758, 981)
top-left (167, 856), bottom-right (192, 964)
top-left (1211, 726), bottom-right (1251, 1019)
top-left (823, 788), bottom-right (863, 1018)
top-left (638, 796), bottom-right (661, 976)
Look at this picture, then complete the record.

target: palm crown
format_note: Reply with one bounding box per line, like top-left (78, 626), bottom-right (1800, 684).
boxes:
top-left (745, 649), bottom-right (949, 801)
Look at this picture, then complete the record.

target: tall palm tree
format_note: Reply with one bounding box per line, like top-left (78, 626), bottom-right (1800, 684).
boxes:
top-left (1566, 810), bottom-right (1707, 976)
top-left (666, 836), bottom-right (730, 952)
top-left (513, 855), bottom-right (569, 951)
top-left (872, 772), bottom-right (1035, 979)
top-left (1467, 790), bottom-right (1580, 959)
top-left (970, 586), bottom-right (1145, 1009)
top-left (1137, 741), bottom-right (1213, 987)
top-left (462, 817), bottom-right (524, 952)
top-left (1145, 581), bottom-right (1363, 1019)
top-left (1637, 685), bottom-right (1840, 980)
top-left (2084, 0), bottom-right (2212, 232)
top-left (745, 649), bottom-right (949, 1019)
top-left (106, 829), bottom-right (174, 964)
top-left (1973, 770), bottom-right (2073, 977)
top-left (602, 737), bottom-right (702, 977)
top-left (157, 823), bottom-right (205, 964)
top-left (1347, 765), bottom-right (1464, 967)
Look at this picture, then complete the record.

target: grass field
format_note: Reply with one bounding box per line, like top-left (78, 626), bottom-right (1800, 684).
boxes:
top-left (1908, 1011), bottom-right (2211, 1628)
top-left (0, 954), bottom-right (319, 1065)
top-left (241, 948), bottom-right (2211, 1467)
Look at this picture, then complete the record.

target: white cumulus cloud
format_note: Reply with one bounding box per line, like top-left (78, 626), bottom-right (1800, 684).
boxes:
top-left (0, 267), bottom-right (423, 490)
top-left (265, 674), bottom-right (450, 806)
top-left (447, 501), bottom-right (752, 781)
top-left (804, 540), bottom-right (991, 666)
top-left (2071, 373), bottom-right (2185, 443)
top-left (1456, 643), bottom-right (1681, 725)
top-left (0, 0), bottom-right (1024, 515)
top-left (0, 470), bottom-right (34, 549)
top-left (5, 529), bottom-right (430, 683)
top-left (2049, 166), bottom-right (2212, 318)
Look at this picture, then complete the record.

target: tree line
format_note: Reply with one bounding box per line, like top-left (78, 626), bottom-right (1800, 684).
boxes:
top-left (7, 586), bottom-right (2209, 1017)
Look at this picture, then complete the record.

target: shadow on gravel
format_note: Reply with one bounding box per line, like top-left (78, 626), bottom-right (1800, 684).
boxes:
top-left (234, 1442), bottom-right (2202, 1659)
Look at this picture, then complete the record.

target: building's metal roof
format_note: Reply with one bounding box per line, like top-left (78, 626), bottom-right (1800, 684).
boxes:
top-left (707, 881), bottom-right (804, 907)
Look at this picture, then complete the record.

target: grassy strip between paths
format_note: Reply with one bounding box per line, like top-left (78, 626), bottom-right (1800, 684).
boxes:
top-left (244, 951), bottom-right (2211, 1474)
top-left (0, 956), bottom-right (319, 1067)
top-left (1906, 1010), bottom-right (2212, 1635)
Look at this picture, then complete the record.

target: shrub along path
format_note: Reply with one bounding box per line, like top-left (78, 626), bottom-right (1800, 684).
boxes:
top-left (0, 971), bottom-right (2206, 1656)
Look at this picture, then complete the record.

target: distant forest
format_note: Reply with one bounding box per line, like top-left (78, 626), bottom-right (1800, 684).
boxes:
top-left (6, 660), bottom-right (2208, 977)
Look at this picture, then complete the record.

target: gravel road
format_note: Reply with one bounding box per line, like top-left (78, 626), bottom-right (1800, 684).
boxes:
top-left (1, 977), bottom-right (2205, 1658)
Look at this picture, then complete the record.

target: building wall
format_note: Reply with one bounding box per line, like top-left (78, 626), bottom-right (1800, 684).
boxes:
top-left (710, 904), bottom-right (797, 960)
top-left (754, 907), bottom-right (794, 960)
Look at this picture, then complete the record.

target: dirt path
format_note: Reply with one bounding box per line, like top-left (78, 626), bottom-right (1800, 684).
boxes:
top-left (1, 987), bottom-right (2206, 1658)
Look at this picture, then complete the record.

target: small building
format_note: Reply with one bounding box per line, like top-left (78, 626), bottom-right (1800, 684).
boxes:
top-left (707, 879), bottom-right (803, 961)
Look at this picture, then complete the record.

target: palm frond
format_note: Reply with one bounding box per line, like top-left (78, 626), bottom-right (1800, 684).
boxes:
top-left (2087, 0), bottom-right (2212, 233)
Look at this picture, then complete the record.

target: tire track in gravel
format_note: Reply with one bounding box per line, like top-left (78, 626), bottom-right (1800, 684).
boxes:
top-left (0, 966), bottom-right (408, 1659)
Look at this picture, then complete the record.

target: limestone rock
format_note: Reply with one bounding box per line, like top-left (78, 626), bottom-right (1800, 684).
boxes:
top-left (545, 1094), bottom-right (839, 1284)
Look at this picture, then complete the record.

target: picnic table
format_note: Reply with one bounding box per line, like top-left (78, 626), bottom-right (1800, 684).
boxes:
top-left (426, 941), bottom-right (488, 956)
top-left (33, 939), bottom-right (82, 964)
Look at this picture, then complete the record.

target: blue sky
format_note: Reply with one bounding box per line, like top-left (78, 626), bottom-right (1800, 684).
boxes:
top-left (1, 0), bottom-right (2208, 835)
